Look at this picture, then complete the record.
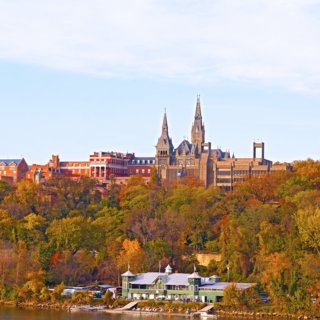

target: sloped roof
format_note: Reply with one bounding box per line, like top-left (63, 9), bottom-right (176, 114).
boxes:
top-left (0, 159), bottom-right (22, 166)
top-left (129, 272), bottom-right (192, 286)
top-left (200, 282), bottom-right (255, 291)
top-left (175, 140), bottom-right (193, 156)
top-left (188, 271), bottom-right (201, 279)
top-left (130, 272), bottom-right (162, 285)
top-left (128, 272), bottom-right (255, 290)
top-left (122, 270), bottom-right (136, 277)
top-left (166, 273), bottom-right (190, 286)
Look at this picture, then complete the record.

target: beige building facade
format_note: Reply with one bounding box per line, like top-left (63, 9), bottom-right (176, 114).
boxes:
top-left (155, 96), bottom-right (213, 188)
top-left (155, 98), bottom-right (291, 189)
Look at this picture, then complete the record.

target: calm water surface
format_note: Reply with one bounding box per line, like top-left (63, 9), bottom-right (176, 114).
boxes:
top-left (0, 307), bottom-right (187, 320)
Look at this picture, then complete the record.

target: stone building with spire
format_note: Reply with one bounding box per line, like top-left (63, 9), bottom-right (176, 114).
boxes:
top-left (155, 96), bottom-right (213, 187)
top-left (155, 96), bottom-right (291, 190)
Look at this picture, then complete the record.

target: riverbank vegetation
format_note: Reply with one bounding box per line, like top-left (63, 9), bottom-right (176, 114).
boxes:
top-left (1, 160), bottom-right (320, 315)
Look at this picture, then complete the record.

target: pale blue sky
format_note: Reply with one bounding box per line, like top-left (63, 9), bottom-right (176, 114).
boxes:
top-left (0, 0), bottom-right (320, 164)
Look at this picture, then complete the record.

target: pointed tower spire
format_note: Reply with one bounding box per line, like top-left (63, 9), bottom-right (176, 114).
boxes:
top-left (195, 95), bottom-right (202, 120)
top-left (162, 110), bottom-right (169, 135)
top-left (191, 95), bottom-right (205, 153)
top-left (156, 110), bottom-right (174, 167)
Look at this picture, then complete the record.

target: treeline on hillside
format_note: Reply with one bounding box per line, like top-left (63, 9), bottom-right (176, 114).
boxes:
top-left (1, 160), bottom-right (320, 313)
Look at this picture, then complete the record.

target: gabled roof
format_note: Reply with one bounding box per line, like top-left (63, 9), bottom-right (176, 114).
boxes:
top-left (175, 140), bottom-right (193, 156)
top-left (188, 271), bottom-right (201, 279)
top-left (122, 270), bottom-right (136, 277)
top-left (0, 159), bottom-right (22, 166)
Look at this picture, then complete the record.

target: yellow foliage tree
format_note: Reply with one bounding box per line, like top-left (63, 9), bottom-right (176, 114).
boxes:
top-left (117, 239), bottom-right (145, 273)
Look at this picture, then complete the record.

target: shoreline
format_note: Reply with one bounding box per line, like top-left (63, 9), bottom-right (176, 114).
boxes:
top-left (103, 308), bottom-right (193, 318)
top-left (1, 300), bottom-right (319, 319)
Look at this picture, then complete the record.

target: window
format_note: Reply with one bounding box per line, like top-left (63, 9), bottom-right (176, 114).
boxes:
top-left (136, 169), bottom-right (139, 174)
top-left (142, 169), bottom-right (145, 174)
top-left (148, 169), bottom-right (151, 174)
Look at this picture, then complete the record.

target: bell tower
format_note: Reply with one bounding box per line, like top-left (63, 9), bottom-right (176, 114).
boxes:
top-left (156, 111), bottom-right (173, 167)
top-left (191, 95), bottom-right (205, 154)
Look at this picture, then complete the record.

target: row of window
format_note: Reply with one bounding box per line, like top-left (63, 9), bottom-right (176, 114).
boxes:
top-left (217, 170), bottom-right (267, 176)
top-left (0, 166), bottom-right (16, 171)
top-left (131, 159), bottom-right (155, 165)
top-left (129, 169), bottom-right (151, 174)
top-left (0, 171), bottom-right (16, 175)
top-left (217, 178), bottom-right (232, 183)
top-left (129, 284), bottom-right (197, 291)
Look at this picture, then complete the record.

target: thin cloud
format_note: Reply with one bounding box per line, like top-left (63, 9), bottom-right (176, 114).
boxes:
top-left (1, 0), bottom-right (320, 92)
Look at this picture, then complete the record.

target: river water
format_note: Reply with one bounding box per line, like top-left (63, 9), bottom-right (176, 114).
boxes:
top-left (0, 307), bottom-right (187, 320)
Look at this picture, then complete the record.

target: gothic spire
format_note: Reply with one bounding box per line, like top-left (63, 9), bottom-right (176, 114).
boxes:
top-left (191, 95), bottom-right (205, 152)
top-left (162, 110), bottom-right (169, 135)
top-left (195, 95), bottom-right (202, 120)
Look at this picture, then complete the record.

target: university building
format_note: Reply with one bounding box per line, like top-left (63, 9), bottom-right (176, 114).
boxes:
top-left (155, 97), bottom-right (291, 189)
top-left (3, 97), bottom-right (290, 188)
top-left (0, 159), bottom-right (29, 184)
top-left (26, 153), bottom-right (154, 186)
top-left (213, 142), bottom-right (291, 190)
top-left (155, 96), bottom-right (213, 187)
top-left (122, 265), bottom-right (255, 302)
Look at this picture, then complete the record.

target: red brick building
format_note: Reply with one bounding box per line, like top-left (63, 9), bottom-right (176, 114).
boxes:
top-left (0, 159), bottom-right (29, 184)
top-left (26, 152), bottom-right (156, 186)
top-left (128, 157), bottom-right (155, 177)
top-left (89, 151), bottom-right (133, 183)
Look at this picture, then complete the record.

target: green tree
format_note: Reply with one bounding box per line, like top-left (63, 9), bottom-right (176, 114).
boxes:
top-left (295, 207), bottom-right (320, 254)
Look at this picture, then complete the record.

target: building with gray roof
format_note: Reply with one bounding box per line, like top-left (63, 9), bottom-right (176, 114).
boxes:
top-left (122, 264), bottom-right (255, 302)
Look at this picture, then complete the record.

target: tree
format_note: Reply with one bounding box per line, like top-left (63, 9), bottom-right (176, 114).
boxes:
top-left (46, 216), bottom-right (96, 253)
top-left (50, 282), bottom-right (64, 302)
top-left (0, 209), bottom-right (15, 241)
top-left (295, 207), bottom-right (320, 254)
top-left (117, 239), bottom-right (145, 273)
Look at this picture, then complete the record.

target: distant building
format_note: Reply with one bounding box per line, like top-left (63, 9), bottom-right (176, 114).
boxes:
top-left (128, 157), bottom-right (155, 177)
top-left (19, 97), bottom-right (290, 188)
top-left (155, 96), bottom-right (213, 187)
top-left (122, 265), bottom-right (255, 302)
top-left (26, 152), bottom-right (155, 186)
top-left (0, 158), bottom-right (28, 184)
top-left (155, 97), bottom-right (291, 189)
top-left (89, 151), bottom-right (133, 183)
top-left (213, 142), bottom-right (292, 190)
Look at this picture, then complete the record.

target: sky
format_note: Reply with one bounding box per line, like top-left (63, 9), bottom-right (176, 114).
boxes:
top-left (1, 0), bottom-right (320, 164)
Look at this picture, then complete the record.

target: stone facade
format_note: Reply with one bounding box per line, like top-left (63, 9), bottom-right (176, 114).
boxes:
top-left (155, 96), bottom-right (213, 188)
top-left (155, 97), bottom-right (291, 190)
